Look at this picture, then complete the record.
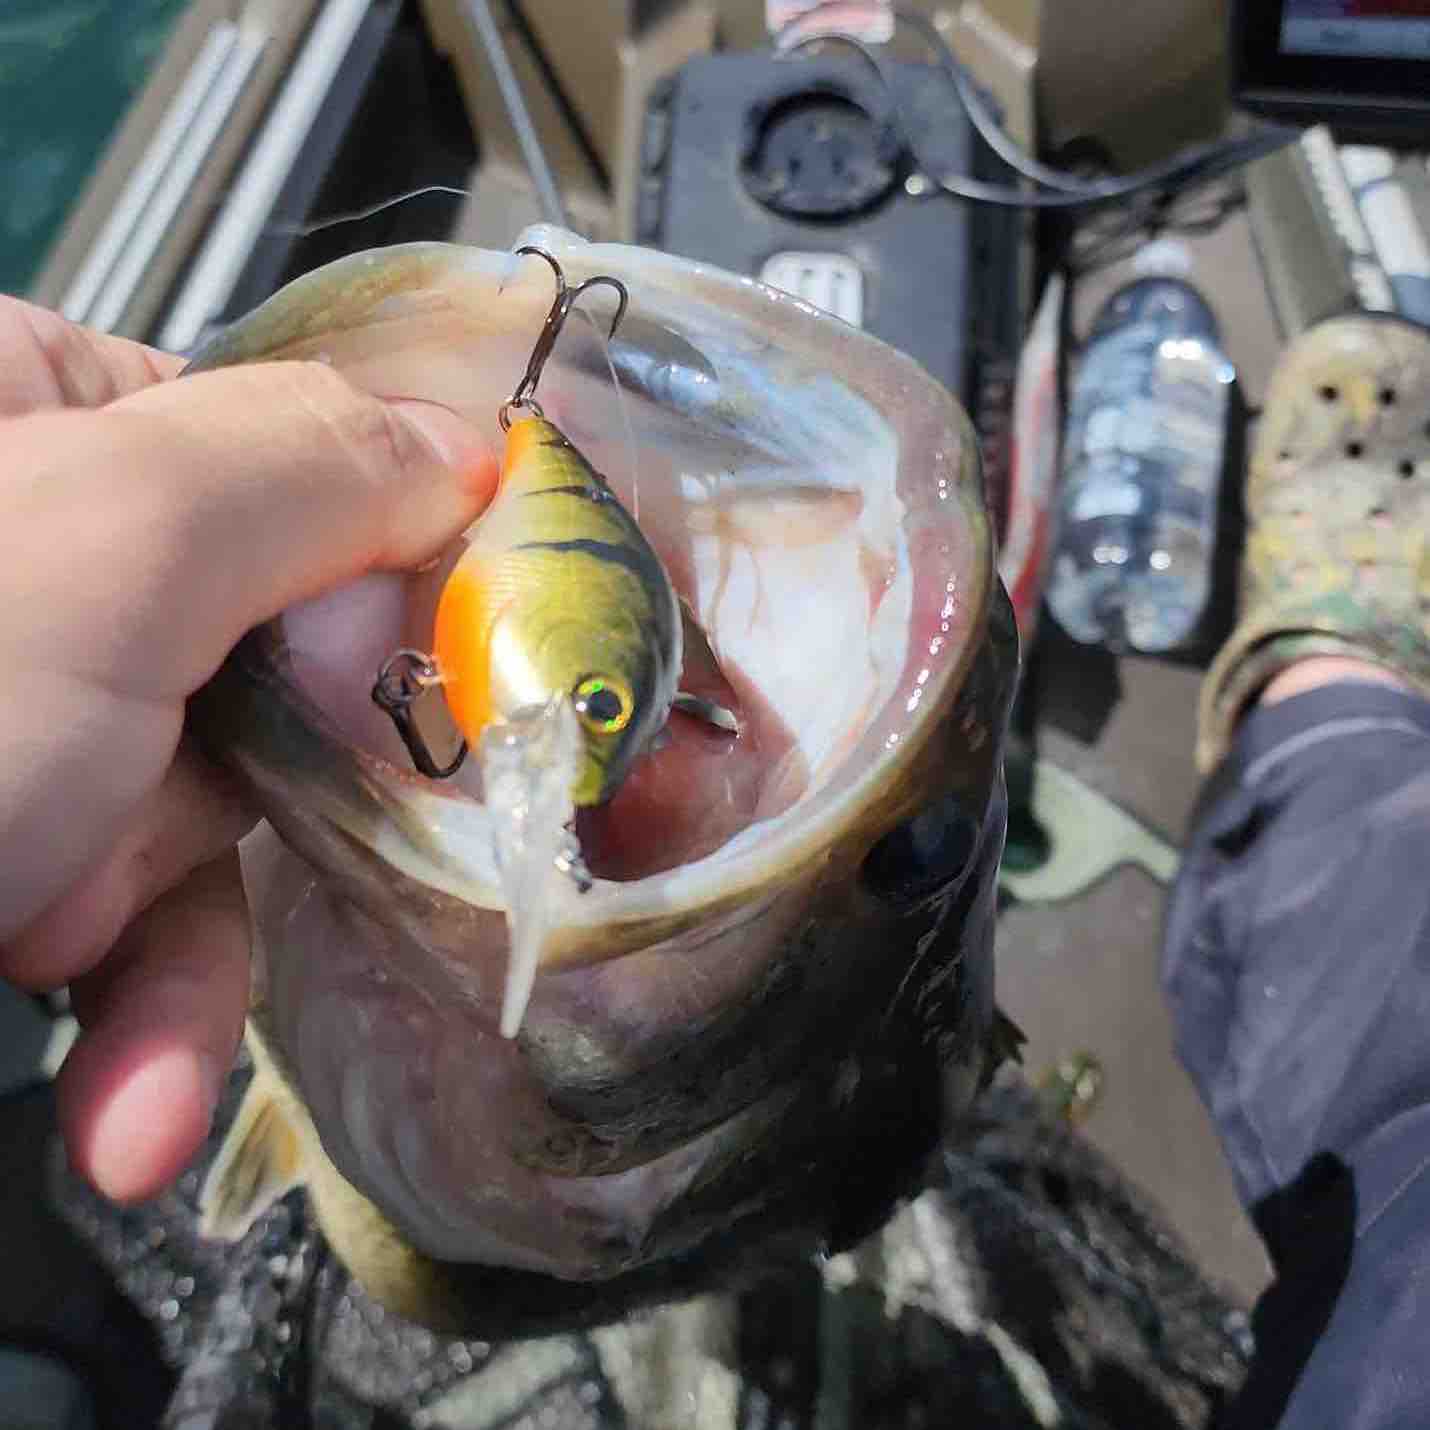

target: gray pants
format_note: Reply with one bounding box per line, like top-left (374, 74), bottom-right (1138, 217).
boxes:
top-left (1165, 681), bottom-right (1430, 1429)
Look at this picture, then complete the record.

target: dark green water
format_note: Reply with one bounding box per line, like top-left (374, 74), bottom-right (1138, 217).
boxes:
top-left (0, 0), bottom-right (192, 297)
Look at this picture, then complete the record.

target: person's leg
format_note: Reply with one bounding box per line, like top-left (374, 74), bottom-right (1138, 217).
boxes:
top-left (1164, 316), bottom-right (1430, 1429)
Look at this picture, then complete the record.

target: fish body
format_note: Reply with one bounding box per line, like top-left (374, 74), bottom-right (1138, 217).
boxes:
top-left (434, 414), bottom-right (680, 806)
top-left (186, 228), bottom-right (1018, 1337)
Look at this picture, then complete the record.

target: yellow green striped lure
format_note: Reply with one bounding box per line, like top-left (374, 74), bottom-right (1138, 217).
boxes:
top-left (433, 409), bottom-right (680, 805)
top-left (372, 246), bottom-right (722, 813)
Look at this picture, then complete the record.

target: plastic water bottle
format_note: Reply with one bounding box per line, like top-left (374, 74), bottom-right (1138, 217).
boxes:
top-left (1046, 277), bottom-right (1237, 655)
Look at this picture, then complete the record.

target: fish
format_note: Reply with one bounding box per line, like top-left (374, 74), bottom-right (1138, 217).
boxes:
top-left (186, 225), bottom-right (1020, 1337)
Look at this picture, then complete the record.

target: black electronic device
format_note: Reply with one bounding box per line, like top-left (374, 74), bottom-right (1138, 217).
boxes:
top-left (636, 53), bottom-right (1022, 450)
top-left (1233, 0), bottom-right (1430, 138)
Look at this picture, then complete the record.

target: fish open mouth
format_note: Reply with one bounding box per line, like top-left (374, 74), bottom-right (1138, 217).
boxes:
top-left (194, 228), bottom-right (1008, 1304)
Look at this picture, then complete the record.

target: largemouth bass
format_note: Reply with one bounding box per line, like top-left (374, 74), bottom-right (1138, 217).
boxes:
top-left (187, 226), bottom-right (1019, 1337)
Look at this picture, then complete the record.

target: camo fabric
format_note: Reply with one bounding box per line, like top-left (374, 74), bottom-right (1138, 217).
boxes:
top-left (51, 1078), bottom-right (1249, 1430)
top-left (1198, 315), bottom-right (1430, 771)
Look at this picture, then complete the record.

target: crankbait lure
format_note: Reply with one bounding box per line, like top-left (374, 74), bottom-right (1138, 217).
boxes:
top-left (372, 246), bottom-right (685, 804)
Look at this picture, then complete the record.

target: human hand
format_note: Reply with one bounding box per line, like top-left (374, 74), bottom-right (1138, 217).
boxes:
top-left (0, 297), bottom-right (497, 1202)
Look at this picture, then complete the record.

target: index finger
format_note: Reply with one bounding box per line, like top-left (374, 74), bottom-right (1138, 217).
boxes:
top-left (0, 297), bottom-right (185, 416)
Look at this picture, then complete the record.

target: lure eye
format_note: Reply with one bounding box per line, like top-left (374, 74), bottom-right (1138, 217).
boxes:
top-left (573, 674), bottom-right (633, 735)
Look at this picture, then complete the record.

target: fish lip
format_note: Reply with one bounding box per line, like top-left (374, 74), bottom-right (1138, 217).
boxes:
top-left (207, 592), bottom-right (998, 982)
top-left (219, 617), bottom-right (996, 963)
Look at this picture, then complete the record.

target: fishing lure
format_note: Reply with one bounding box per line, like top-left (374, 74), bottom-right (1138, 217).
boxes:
top-left (372, 246), bottom-right (733, 812)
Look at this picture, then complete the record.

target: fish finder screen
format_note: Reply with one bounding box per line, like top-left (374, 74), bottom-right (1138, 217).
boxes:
top-left (1281, 0), bottom-right (1430, 59)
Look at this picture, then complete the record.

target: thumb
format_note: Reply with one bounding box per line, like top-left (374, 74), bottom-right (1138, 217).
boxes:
top-left (5, 358), bottom-right (499, 700)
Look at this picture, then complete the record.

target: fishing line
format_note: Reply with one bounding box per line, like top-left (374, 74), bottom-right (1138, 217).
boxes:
top-left (267, 188), bottom-right (643, 520)
top-left (577, 297), bottom-right (641, 525)
top-left (260, 184), bottom-right (475, 239)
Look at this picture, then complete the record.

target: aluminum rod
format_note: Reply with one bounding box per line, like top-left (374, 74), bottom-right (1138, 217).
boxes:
top-left (158, 0), bottom-right (374, 353)
top-left (61, 23), bottom-right (241, 325)
top-left (87, 30), bottom-right (266, 336)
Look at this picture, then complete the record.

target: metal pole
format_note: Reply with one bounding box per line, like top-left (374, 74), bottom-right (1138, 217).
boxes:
top-left (461, 0), bottom-right (568, 228)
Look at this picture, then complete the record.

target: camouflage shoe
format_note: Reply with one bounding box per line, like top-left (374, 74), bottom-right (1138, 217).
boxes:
top-left (1197, 314), bottom-right (1430, 771)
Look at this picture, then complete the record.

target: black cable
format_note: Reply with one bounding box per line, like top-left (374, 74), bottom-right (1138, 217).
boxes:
top-left (893, 7), bottom-right (1099, 194)
top-left (773, 6), bottom-right (1299, 212)
top-left (1069, 181), bottom-right (1249, 274)
top-left (893, 8), bottom-right (1286, 202)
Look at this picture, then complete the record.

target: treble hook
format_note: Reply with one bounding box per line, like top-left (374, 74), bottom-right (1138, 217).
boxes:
top-left (499, 246), bottom-right (629, 431)
top-left (372, 649), bottom-right (468, 779)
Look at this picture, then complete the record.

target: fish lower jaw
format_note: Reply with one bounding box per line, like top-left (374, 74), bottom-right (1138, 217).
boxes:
top-left (265, 857), bottom-right (812, 1287)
